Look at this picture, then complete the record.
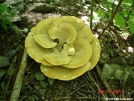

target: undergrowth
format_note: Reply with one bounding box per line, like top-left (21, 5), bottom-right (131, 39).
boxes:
top-left (0, 4), bottom-right (15, 31)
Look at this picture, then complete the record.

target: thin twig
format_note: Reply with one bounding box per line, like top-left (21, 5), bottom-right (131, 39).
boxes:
top-left (65, 84), bottom-right (86, 97)
top-left (55, 84), bottom-right (87, 101)
top-left (95, 65), bottom-right (116, 98)
top-left (10, 48), bottom-right (28, 101)
top-left (56, 96), bottom-right (97, 101)
top-left (90, 0), bottom-right (94, 30)
top-left (98, 0), bottom-right (123, 39)
top-left (87, 71), bottom-right (107, 99)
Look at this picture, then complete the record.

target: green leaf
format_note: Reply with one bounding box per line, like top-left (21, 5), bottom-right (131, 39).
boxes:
top-left (96, 9), bottom-right (105, 19)
top-left (76, 4), bottom-right (81, 7)
top-left (0, 4), bottom-right (14, 31)
top-left (22, 28), bottom-right (29, 33)
top-left (122, 0), bottom-right (132, 7)
top-left (1, 22), bottom-right (8, 31)
top-left (108, 12), bottom-right (112, 18)
top-left (115, 70), bottom-right (129, 81)
top-left (128, 17), bottom-right (134, 34)
top-left (129, 16), bottom-right (134, 23)
top-left (122, 10), bottom-right (129, 18)
top-left (102, 63), bottom-right (115, 79)
top-left (113, 13), bottom-right (126, 28)
top-left (48, 78), bottom-right (55, 85)
top-left (128, 22), bottom-right (134, 34)
top-left (1, 19), bottom-right (12, 31)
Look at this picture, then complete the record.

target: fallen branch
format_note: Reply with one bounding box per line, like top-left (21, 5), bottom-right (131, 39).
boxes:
top-left (10, 48), bottom-right (28, 101)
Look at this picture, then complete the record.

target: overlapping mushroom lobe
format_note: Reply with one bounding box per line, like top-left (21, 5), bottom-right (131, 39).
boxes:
top-left (62, 38), bottom-right (92, 68)
top-left (48, 23), bottom-right (77, 45)
top-left (25, 16), bottom-right (101, 81)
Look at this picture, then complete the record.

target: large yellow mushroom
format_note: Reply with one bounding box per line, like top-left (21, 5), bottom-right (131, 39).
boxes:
top-left (25, 16), bottom-right (101, 81)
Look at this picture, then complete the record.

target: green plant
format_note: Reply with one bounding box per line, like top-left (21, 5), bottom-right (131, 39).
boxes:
top-left (76, 0), bottom-right (90, 10)
top-left (21, 28), bottom-right (29, 33)
top-left (0, 4), bottom-right (15, 31)
top-left (93, 0), bottom-right (134, 34)
top-left (102, 63), bottom-right (134, 82)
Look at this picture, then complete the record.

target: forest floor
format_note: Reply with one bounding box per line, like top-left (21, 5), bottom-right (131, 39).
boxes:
top-left (0, 0), bottom-right (134, 101)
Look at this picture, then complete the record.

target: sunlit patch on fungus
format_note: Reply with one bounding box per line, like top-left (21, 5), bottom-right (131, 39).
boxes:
top-left (25, 16), bottom-right (101, 81)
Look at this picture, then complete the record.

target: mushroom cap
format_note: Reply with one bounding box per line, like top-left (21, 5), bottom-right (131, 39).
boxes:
top-left (33, 34), bottom-right (57, 48)
top-left (43, 43), bottom-right (74, 65)
top-left (32, 17), bottom-right (59, 48)
top-left (52, 16), bottom-right (84, 32)
top-left (62, 43), bottom-right (75, 56)
top-left (34, 17), bottom-right (59, 35)
top-left (43, 51), bottom-right (71, 65)
top-left (77, 25), bottom-right (93, 43)
top-left (40, 61), bottom-right (91, 81)
top-left (25, 16), bottom-right (101, 81)
top-left (31, 27), bottom-right (35, 32)
top-left (63, 37), bottom-right (92, 68)
top-left (89, 36), bottom-right (101, 70)
top-left (25, 33), bottom-right (53, 66)
top-left (48, 23), bottom-right (77, 45)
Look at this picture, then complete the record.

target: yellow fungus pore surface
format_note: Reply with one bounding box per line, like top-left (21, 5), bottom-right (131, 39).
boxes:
top-left (25, 16), bottom-right (101, 81)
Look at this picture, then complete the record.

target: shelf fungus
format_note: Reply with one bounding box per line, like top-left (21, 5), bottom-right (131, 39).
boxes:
top-left (25, 16), bottom-right (101, 81)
